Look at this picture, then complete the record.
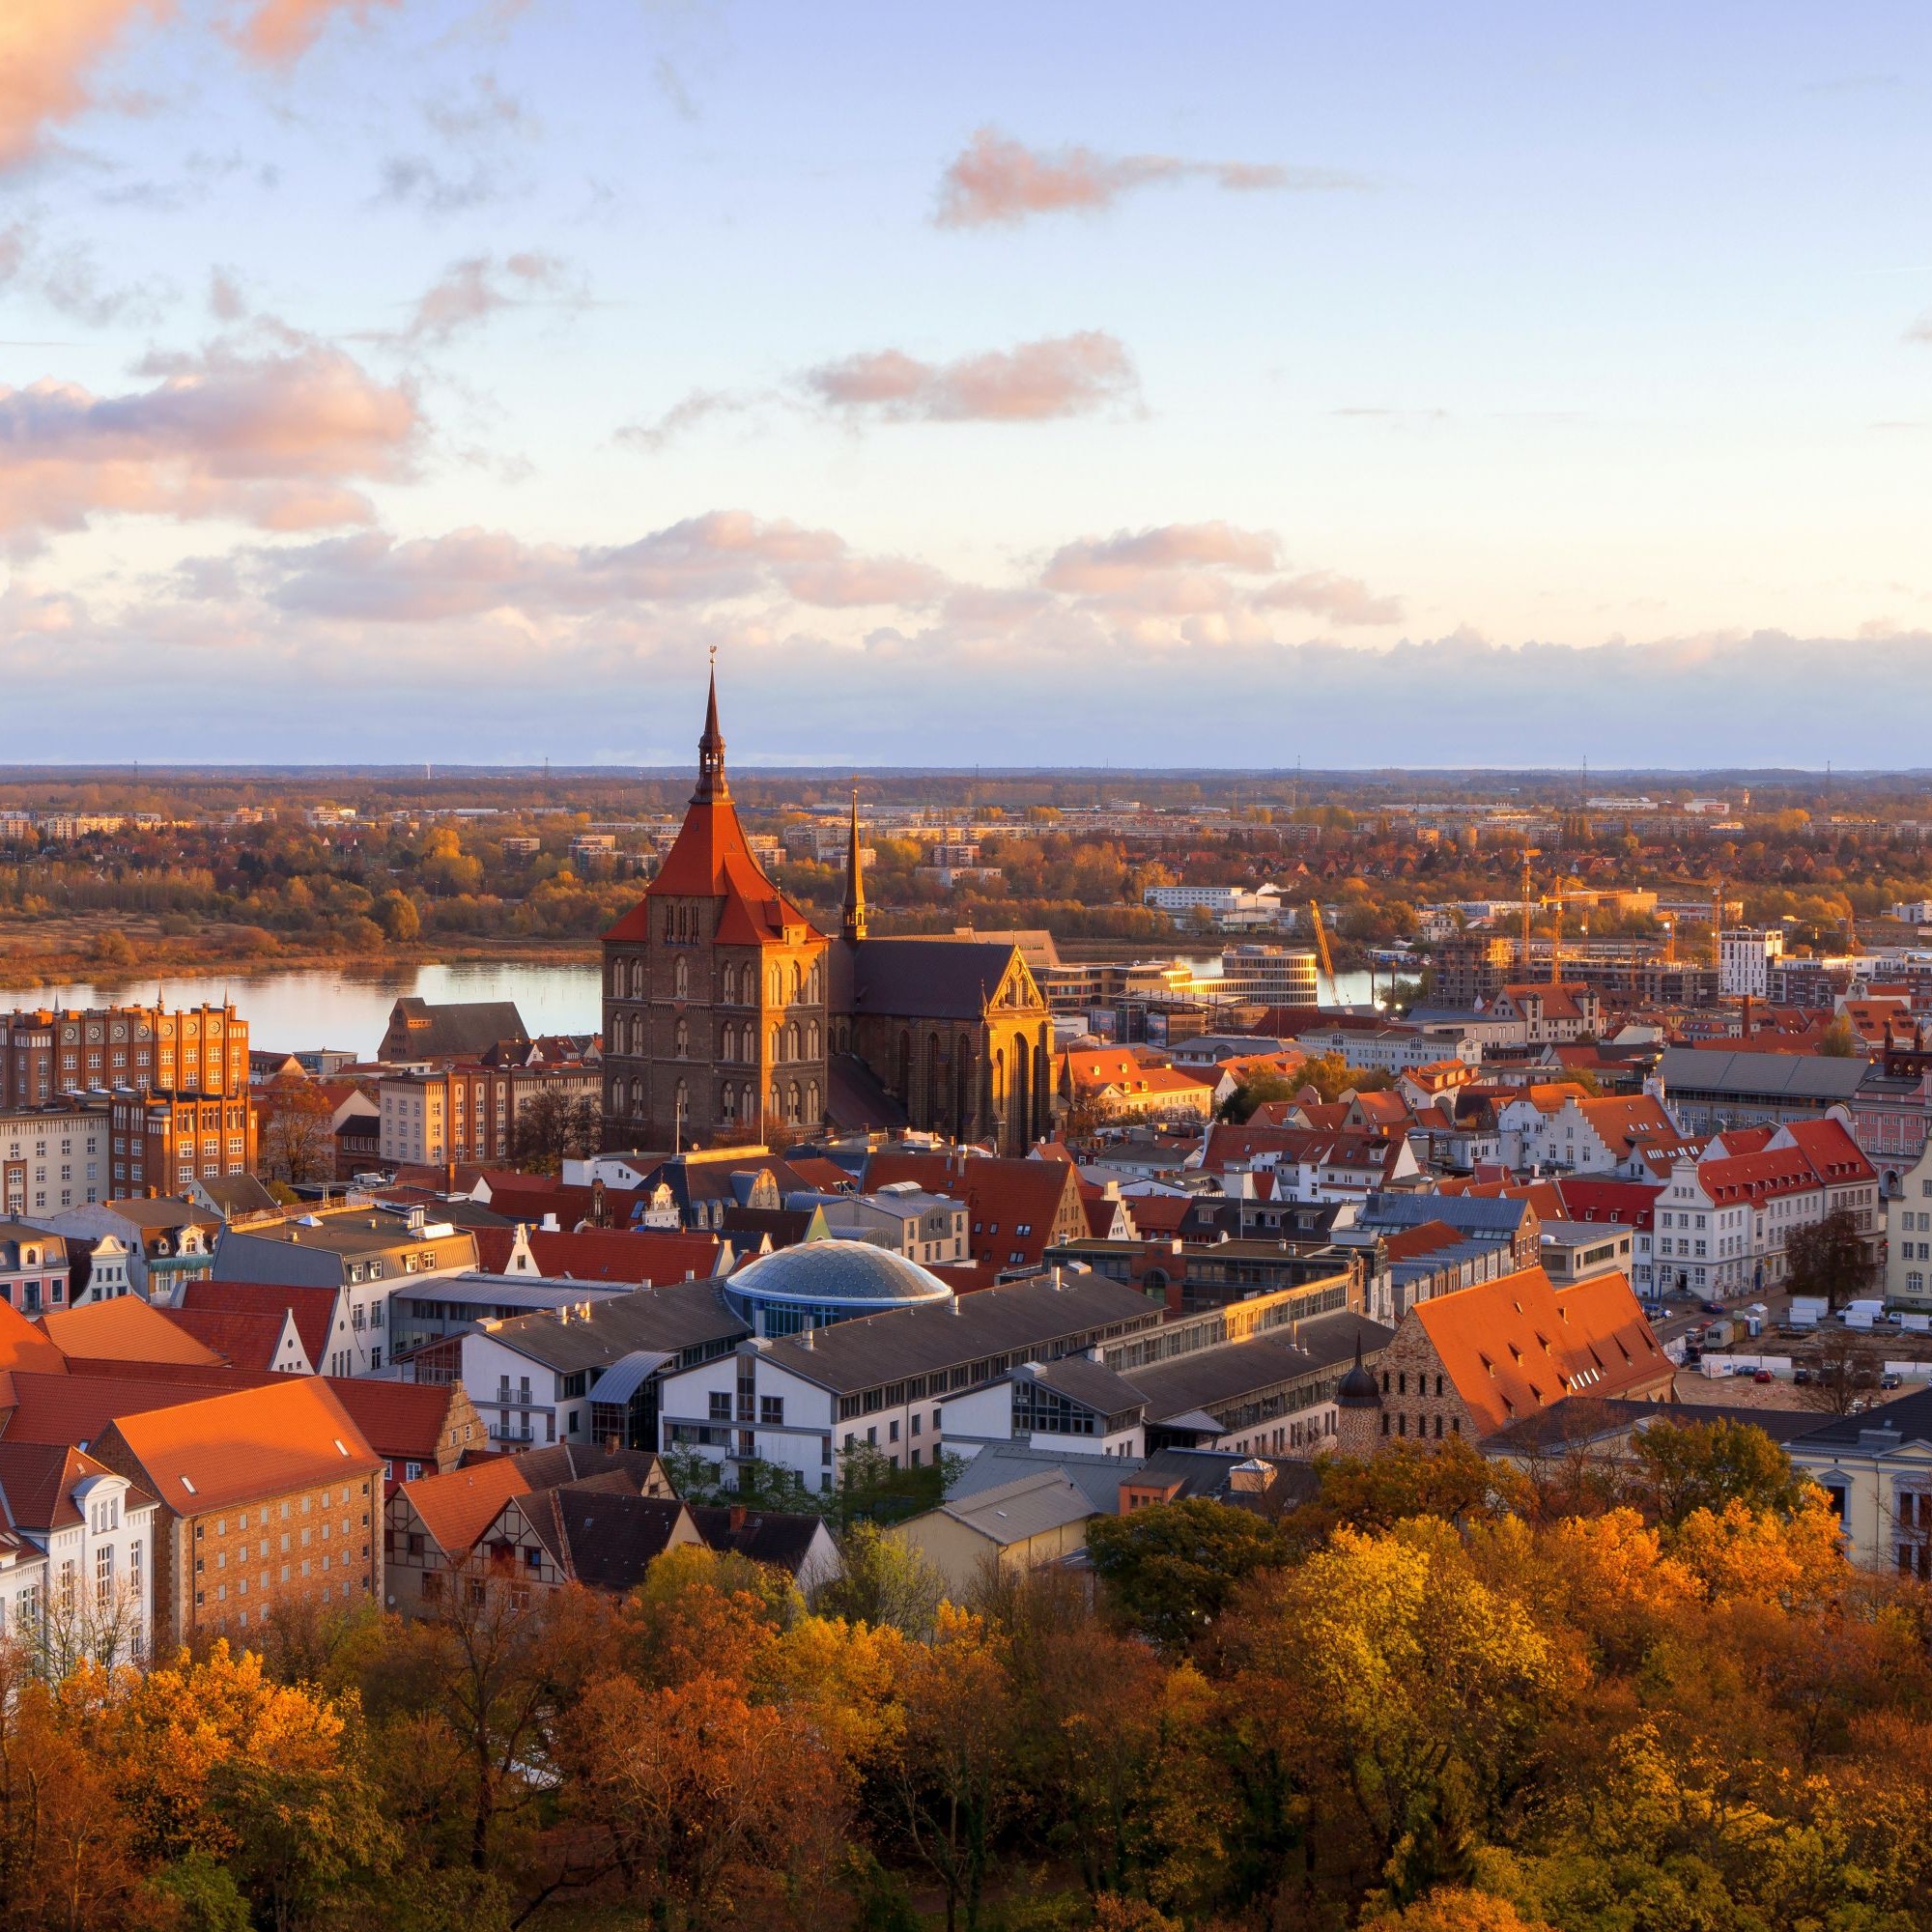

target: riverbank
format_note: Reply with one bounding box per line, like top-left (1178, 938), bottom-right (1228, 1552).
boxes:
top-left (0, 914), bottom-right (599, 994)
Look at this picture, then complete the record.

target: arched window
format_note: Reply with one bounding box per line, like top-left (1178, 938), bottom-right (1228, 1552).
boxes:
top-left (790, 962), bottom-right (803, 1000)
top-left (674, 1017), bottom-right (689, 1058)
top-left (722, 962), bottom-right (737, 1003)
top-left (806, 1080), bottom-right (820, 1122)
top-left (807, 1020), bottom-right (820, 1059)
top-left (770, 965), bottom-right (783, 1006)
top-left (785, 1081), bottom-right (801, 1123)
top-left (770, 1026), bottom-right (782, 1062)
top-left (663, 904), bottom-right (675, 942)
top-left (673, 956), bottom-right (689, 999)
top-left (632, 960), bottom-right (646, 998)
top-left (720, 1022), bottom-right (734, 1062)
top-left (722, 1082), bottom-right (736, 1122)
top-left (673, 1080), bottom-right (689, 1128)
top-left (807, 962), bottom-right (821, 1003)
top-left (786, 1022), bottom-right (800, 1061)
top-left (630, 1076), bottom-right (645, 1116)
top-left (769, 1083), bottom-right (781, 1118)
top-left (610, 959), bottom-right (623, 996)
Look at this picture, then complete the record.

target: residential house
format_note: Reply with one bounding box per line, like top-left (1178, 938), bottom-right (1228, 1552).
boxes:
top-left (894, 1471), bottom-right (1095, 1595)
top-left (0, 1222), bottom-right (70, 1313)
top-left (0, 1443), bottom-right (156, 1670)
top-left (1785, 1392), bottom-right (1932, 1577)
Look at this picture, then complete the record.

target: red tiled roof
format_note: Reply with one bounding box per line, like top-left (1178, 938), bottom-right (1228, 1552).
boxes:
top-left (40, 1297), bottom-right (224, 1368)
top-left (0, 1443), bottom-right (149, 1533)
top-left (861, 1151), bottom-right (1078, 1268)
top-left (1777, 1118), bottom-right (1877, 1184)
top-left (605, 776), bottom-right (819, 948)
top-left (324, 1378), bottom-right (459, 1493)
top-left (400, 1456), bottom-right (530, 1556)
top-left (97, 1378), bottom-right (381, 1516)
top-left (1411, 1265), bottom-right (1667, 1438)
top-left (0, 1300), bottom-right (67, 1378)
top-left (179, 1280), bottom-right (341, 1371)
top-left (1382, 1220), bottom-right (1469, 1263)
top-left (160, 1306), bottom-right (305, 1372)
top-left (471, 1226), bottom-right (725, 1285)
top-left (0, 1367), bottom-right (264, 1447)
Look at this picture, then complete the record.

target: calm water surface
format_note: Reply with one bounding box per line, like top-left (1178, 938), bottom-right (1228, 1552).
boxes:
top-left (4, 961), bottom-right (1381, 1061)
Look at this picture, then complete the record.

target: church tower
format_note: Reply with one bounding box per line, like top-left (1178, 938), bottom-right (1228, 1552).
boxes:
top-left (600, 670), bottom-right (829, 1151)
top-left (840, 785), bottom-right (867, 944)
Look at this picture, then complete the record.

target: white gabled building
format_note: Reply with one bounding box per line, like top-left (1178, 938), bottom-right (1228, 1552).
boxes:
top-left (657, 1268), bottom-right (1162, 1493)
top-left (1651, 1117), bottom-right (1878, 1300)
top-left (0, 1446), bottom-right (157, 1673)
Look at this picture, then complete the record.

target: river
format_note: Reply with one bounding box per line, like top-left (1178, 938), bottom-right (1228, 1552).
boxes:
top-left (2, 960), bottom-right (1385, 1062)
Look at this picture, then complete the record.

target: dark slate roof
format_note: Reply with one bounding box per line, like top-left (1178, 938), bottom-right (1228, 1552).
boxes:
top-left (1786, 1386), bottom-right (1932, 1451)
top-left (548, 1490), bottom-right (691, 1591)
top-left (510, 1441), bottom-right (668, 1492)
top-left (759, 1272), bottom-right (1160, 1396)
top-left (480, 1280), bottom-right (749, 1374)
top-left (1125, 1313), bottom-right (1392, 1422)
top-left (688, 1504), bottom-right (830, 1577)
top-left (1029, 1354), bottom-right (1149, 1418)
top-left (1656, 1046), bottom-right (1868, 1101)
top-left (1357, 1192), bottom-right (1532, 1238)
top-left (198, 1174), bottom-right (279, 1219)
top-left (846, 938), bottom-right (1034, 1021)
top-left (826, 1052), bottom-right (911, 1132)
top-left (1486, 1395), bottom-right (1822, 1455)
top-left (385, 998), bottom-right (529, 1060)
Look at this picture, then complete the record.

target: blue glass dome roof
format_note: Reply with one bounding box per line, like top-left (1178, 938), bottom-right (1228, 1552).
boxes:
top-left (727, 1238), bottom-right (954, 1308)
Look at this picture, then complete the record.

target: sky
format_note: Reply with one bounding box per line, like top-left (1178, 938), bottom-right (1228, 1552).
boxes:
top-left (3, 0), bottom-right (1931, 768)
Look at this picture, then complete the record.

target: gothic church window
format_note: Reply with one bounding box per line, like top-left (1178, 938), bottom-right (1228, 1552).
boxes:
top-left (674, 957), bottom-right (689, 998)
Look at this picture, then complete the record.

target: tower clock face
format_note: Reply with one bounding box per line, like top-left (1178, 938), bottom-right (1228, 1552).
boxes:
top-left (62, 1027), bottom-right (76, 1043)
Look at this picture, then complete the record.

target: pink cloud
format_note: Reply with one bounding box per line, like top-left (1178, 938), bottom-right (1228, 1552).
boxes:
top-left (1254, 571), bottom-right (1406, 628)
top-left (0, 0), bottom-right (169, 171)
top-left (805, 331), bottom-right (1137, 422)
top-left (231, 0), bottom-right (403, 68)
top-left (380, 251), bottom-right (571, 346)
top-left (0, 340), bottom-right (418, 543)
top-left (266, 512), bottom-right (943, 621)
top-left (1042, 522), bottom-right (1280, 594)
top-left (934, 127), bottom-right (1360, 228)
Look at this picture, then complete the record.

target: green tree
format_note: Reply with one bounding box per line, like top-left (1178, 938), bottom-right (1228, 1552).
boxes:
top-left (814, 1522), bottom-right (947, 1638)
top-left (1817, 1016), bottom-right (1859, 1056)
top-left (1629, 1417), bottom-right (1815, 1527)
top-left (1086, 1499), bottom-right (1289, 1650)
top-left (1216, 1069), bottom-right (1301, 1123)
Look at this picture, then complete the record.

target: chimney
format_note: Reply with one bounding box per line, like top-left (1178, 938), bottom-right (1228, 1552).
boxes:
top-left (604, 1434), bottom-right (619, 1456)
top-left (728, 1503), bottom-right (746, 1533)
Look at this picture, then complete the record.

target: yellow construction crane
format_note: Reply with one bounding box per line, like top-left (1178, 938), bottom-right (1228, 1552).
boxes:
top-left (1308, 900), bottom-right (1337, 993)
top-left (1548, 895), bottom-right (1563, 983)
top-left (1519, 847), bottom-right (1541, 975)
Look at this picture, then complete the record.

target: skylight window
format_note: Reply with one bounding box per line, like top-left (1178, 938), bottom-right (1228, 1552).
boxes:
top-left (180, 1476), bottom-right (196, 1495)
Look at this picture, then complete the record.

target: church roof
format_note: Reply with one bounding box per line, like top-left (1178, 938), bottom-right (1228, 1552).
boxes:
top-left (846, 937), bottom-right (1037, 1021)
top-left (604, 671), bottom-right (823, 949)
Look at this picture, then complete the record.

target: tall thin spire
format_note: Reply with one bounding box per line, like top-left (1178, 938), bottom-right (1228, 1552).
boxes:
top-left (694, 650), bottom-right (727, 804)
top-left (841, 781), bottom-right (867, 943)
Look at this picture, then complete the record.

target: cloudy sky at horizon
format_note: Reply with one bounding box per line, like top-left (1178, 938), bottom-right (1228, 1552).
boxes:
top-left (4, 1), bottom-right (1931, 768)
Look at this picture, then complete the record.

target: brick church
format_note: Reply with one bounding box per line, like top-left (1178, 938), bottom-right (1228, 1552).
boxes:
top-left (601, 673), bottom-right (1053, 1156)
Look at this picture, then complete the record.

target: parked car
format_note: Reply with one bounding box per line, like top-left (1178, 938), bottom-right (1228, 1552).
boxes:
top-left (1753, 1369), bottom-right (1775, 1384)
top-left (1793, 1367), bottom-right (1812, 1385)
top-left (1882, 1372), bottom-right (1903, 1389)
top-left (1702, 1300), bottom-right (1726, 1316)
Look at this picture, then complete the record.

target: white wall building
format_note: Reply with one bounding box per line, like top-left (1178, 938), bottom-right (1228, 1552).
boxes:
top-left (1719, 926), bottom-right (1785, 998)
top-left (0, 1105), bottom-right (110, 1219)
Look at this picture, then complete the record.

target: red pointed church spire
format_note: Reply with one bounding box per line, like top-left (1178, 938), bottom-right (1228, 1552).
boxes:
top-left (695, 652), bottom-right (727, 804)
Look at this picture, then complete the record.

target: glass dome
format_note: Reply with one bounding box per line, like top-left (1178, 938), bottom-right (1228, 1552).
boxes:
top-left (725, 1238), bottom-right (954, 1335)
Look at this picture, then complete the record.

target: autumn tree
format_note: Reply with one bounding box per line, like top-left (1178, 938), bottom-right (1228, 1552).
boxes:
top-left (1785, 1208), bottom-right (1879, 1310)
top-left (258, 1080), bottom-right (338, 1186)
top-left (509, 1090), bottom-right (601, 1173)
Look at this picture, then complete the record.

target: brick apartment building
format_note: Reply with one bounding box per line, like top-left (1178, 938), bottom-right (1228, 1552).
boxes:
top-left (109, 1088), bottom-right (258, 1197)
top-left (378, 1057), bottom-right (602, 1168)
top-left (91, 1378), bottom-right (384, 1649)
top-left (1, 1004), bottom-right (249, 1109)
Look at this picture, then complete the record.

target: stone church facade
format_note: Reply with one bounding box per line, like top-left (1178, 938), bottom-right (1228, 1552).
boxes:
top-left (601, 677), bottom-right (1050, 1155)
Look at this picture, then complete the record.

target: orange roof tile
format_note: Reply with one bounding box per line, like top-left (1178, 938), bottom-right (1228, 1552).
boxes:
top-left (1410, 1265), bottom-right (1666, 1438)
top-left (40, 1296), bottom-right (224, 1368)
top-left (159, 1306), bottom-right (305, 1372)
top-left (400, 1456), bottom-right (531, 1555)
top-left (98, 1378), bottom-right (380, 1515)
top-left (178, 1281), bottom-right (340, 1371)
top-left (0, 1300), bottom-right (66, 1378)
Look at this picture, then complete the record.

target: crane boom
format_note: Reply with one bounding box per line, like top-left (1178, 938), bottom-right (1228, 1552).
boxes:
top-left (1308, 900), bottom-right (1337, 993)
